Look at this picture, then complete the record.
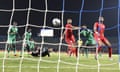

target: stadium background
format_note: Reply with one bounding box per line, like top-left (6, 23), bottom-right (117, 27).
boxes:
top-left (0, 0), bottom-right (118, 54)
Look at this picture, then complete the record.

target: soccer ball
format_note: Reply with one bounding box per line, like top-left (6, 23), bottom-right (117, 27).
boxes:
top-left (52, 18), bottom-right (61, 26)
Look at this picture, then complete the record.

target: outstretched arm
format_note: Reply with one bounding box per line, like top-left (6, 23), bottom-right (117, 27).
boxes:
top-left (72, 26), bottom-right (80, 30)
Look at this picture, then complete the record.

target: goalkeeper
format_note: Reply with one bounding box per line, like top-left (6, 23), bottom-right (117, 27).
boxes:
top-left (80, 25), bottom-right (96, 58)
top-left (7, 21), bottom-right (18, 57)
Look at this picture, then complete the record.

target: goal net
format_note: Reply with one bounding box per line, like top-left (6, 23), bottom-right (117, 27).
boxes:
top-left (0, 0), bottom-right (120, 72)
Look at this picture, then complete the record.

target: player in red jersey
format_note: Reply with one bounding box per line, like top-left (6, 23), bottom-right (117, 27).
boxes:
top-left (62, 18), bottom-right (78, 57)
top-left (94, 16), bottom-right (112, 60)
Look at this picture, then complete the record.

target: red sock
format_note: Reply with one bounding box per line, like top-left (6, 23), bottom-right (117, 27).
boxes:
top-left (75, 48), bottom-right (78, 57)
top-left (98, 47), bottom-right (102, 53)
top-left (108, 47), bottom-right (112, 58)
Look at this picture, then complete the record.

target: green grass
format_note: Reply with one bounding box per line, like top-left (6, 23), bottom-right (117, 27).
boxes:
top-left (0, 51), bottom-right (120, 72)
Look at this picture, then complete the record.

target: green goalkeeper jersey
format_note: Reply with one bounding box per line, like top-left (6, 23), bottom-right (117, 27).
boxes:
top-left (25, 32), bottom-right (32, 41)
top-left (25, 31), bottom-right (32, 45)
top-left (80, 29), bottom-right (96, 45)
top-left (24, 31), bottom-right (34, 49)
top-left (7, 25), bottom-right (18, 43)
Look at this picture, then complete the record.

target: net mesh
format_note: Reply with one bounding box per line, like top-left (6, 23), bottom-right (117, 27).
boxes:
top-left (0, 0), bottom-right (120, 72)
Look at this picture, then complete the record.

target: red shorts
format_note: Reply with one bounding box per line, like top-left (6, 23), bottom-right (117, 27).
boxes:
top-left (94, 32), bottom-right (108, 44)
top-left (65, 35), bottom-right (75, 44)
top-left (100, 36), bottom-right (108, 44)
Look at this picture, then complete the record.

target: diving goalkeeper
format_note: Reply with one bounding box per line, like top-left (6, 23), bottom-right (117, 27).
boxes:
top-left (80, 25), bottom-right (96, 58)
top-left (31, 47), bottom-right (53, 57)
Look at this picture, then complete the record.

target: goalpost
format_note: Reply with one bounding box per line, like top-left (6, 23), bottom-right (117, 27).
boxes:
top-left (0, 0), bottom-right (120, 72)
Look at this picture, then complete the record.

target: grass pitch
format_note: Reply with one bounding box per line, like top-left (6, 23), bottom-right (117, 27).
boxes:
top-left (0, 51), bottom-right (120, 72)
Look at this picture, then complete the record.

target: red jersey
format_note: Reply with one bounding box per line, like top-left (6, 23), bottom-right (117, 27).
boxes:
top-left (64, 23), bottom-right (77, 57)
top-left (94, 22), bottom-right (105, 38)
top-left (65, 23), bottom-right (75, 44)
top-left (65, 23), bottom-right (73, 38)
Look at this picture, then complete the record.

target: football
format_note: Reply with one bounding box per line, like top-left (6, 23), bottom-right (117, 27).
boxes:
top-left (52, 18), bottom-right (61, 26)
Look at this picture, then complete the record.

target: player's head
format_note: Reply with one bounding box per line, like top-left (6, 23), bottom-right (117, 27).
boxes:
top-left (81, 25), bottom-right (87, 29)
top-left (28, 28), bottom-right (32, 32)
top-left (67, 18), bottom-right (72, 24)
top-left (80, 25), bottom-right (87, 31)
top-left (13, 21), bottom-right (18, 26)
top-left (98, 16), bottom-right (104, 22)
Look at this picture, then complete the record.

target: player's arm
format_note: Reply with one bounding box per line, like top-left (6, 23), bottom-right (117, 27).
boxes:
top-left (93, 22), bottom-right (100, 37)
top-left (72, 26), bottom-right (80, 30)
top-left (7, 27), bottom-right (11, 34)
top-left (8, 28), bottom-right (13, 34)
top-left (93, 22), bottom-right (98, 33)
top-left (22, 32), bottom-right (26, 39)
top-left (9, 28), bottom-right (18, 35)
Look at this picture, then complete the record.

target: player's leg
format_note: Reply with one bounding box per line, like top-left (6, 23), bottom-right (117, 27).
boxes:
top-left (67, 43), bottom-right (77, 57)
top-left (12, 38), bottom-right (17, 56)
top-left (20, 45), bottom-right (24, 57)
top-left (71, 47), bottom-right (78, 57)
top-left (84, 39), bottom-right (97, 58)
top-left (94, 32), bottom-right (104, 56)
top-left (95, 39), bottom-right (103, 59)
top-left (65, 36), bottom-right (77, 57)
top-left (65, 39), bottom-right (73, 56)
top-left (77, 39), bottom-right (83, 56)
top-left (7, 37), bottom-right (13, 57)
top-left (12, 43), bottom-right (17, 56)
top-left (7, 44), bottom-right (11, 57)
top-left (102, 37), bottom-right (112, 59)
top-left (84, 41), bottom-right (90, 58)
top-left (81, 48), bottom-right (84, 56)
top-left (13, 44), bottom-right (16, 55)
top-left (67, 44), bottom-right (73, 56)
top-left (26, 44), bottom-right (31, 55)
top-left (83, 48), bottom-right (88, 58)
top-left (71, 35), bottom-right (78, 57)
